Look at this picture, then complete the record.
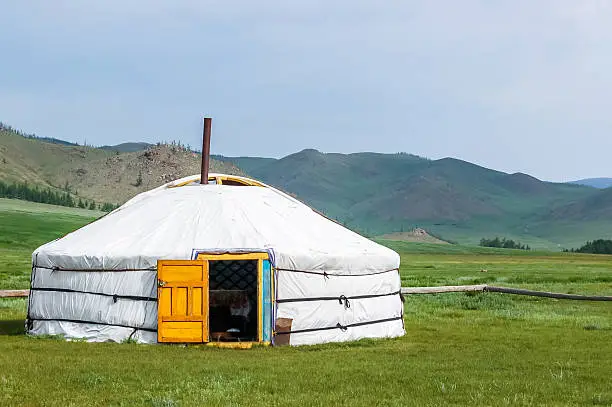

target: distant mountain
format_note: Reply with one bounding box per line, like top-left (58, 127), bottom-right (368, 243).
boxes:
top-left (28, 136), bottom-right (79, 147)
top-left (220, 149), bottom-right (594, 223)
top-left (212, 155), bottom-right (276, 174)
top-left (569, 178), bottom-right (612, 189)
top-left (100, 142), bottom-right (153, 153)
top-left (218, 149), bottom-right (610, 249)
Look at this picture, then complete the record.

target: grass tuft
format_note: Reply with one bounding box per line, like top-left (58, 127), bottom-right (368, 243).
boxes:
top-left (591, 393), bottom-right (612, 406)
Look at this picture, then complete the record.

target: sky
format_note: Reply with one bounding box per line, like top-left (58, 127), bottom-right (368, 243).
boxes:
top-left (1, 1), bottom-right (611, 182)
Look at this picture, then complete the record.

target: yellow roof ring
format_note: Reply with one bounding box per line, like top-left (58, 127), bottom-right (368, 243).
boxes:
top-left (168, 173), bottom-right (265, 188)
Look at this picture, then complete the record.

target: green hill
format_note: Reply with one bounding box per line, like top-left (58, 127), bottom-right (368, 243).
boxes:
top-left (219, 150), bottom-right (610, 249)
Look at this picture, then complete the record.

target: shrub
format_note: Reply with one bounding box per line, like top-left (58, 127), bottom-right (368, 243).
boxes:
top-left (479, 237), bottom-right (530, 250)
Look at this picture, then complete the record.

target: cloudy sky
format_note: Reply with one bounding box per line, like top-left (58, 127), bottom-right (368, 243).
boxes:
top-left (1, 1), bottom-right (611, 181)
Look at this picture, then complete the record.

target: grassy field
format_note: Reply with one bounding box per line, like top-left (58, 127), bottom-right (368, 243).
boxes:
top-left (382, 240), bottom-right (612, 295)
top-left (0, 199), bottom-right (611, 406)
top-left (417, 218), bottom-right (612, 252)
top-left (0, 198), bottom-right (100, 289)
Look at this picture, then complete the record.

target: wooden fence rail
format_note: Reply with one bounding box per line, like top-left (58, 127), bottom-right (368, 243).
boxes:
top-left (401, 284), bottom-right (487, 294)
top-left (484, 286), bottom-right (612, 301)
top-left (401, 284), bottom-right (612, 301)
top-left (0, 290), bottom-right (29, 298)
top-left (1, 286), bottom-right (611, 301)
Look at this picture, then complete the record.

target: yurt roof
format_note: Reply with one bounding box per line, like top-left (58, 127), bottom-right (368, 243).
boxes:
top-left (34, 176), bottom-right (399, 275)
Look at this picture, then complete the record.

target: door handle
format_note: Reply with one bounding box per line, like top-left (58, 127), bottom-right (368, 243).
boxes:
top-left (157, 279), bottom-right (167, 287)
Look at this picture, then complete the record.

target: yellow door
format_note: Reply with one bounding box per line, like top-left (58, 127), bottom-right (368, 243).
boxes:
top-left (157, 260), bottom-right (208, 343)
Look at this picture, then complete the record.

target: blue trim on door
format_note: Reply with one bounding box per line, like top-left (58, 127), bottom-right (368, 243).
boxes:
top-left (262, 260), bottom-right (272, 342)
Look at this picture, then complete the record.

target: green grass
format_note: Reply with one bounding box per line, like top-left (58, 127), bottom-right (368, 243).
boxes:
top-left (0, 198), bottom-right (100, 289)
top-left (0, 200), bottom-right (611, 406)
top-left (1, 294), bottom-right (610, 406)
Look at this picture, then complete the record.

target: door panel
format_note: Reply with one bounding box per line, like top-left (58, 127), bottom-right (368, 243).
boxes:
top-left (192, 287), bottom-right (203, 316)
top-left (161, 264), bottom-right (205, 282)
top-left (160, 321), bottom-right (204, 342)
top-left (157, 260), bottom-right (208, 343)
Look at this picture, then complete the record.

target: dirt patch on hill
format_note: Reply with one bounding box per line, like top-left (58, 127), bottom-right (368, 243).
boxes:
top-left (63, 145), bottom-right (246, 204)
top-left (378, 228), bottom-right (449, 244)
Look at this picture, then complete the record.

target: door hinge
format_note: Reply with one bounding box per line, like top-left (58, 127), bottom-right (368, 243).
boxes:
top-left (157, 279), bottom-right (167, 287)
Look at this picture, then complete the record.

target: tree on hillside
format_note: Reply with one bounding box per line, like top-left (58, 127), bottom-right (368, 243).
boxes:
top-left (565, 239), bottom-right (612, 255)
top-left (480, 237), bottom-right (530, 250)
top-left (101, 202), bottom-right (118, 212)
top-left (134, 171), bottom-right (143, 187)
top-left (0, 180), bottom-right (117, 211)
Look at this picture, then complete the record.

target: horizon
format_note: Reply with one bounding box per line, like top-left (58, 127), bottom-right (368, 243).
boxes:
top-left (2, 2), bottom-right (611, 182)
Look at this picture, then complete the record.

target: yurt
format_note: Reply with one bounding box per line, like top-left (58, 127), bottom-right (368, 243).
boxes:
top-left (26, 173), bottom-right (405, 346)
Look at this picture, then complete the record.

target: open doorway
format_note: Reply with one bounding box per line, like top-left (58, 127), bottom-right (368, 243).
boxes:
top-left (208, 259), bottom-right (259, 342)
top-left (157, 253), bottom-right (272, 345)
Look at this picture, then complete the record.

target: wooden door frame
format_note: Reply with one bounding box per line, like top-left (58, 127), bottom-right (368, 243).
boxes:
top-left (195, 252), bottom-right (269, 343)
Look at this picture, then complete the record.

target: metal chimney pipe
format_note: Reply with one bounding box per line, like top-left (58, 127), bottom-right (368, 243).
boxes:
top-left (201, 117), bottom-right (212, 184)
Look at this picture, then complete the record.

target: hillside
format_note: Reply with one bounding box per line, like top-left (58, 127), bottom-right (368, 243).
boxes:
top-left (543, 187), bottom-right (612, 221)
top-left (0, 128), bottom-right (244, 204)
top-left (220, 149), bottom-right (596, 222)
top-left (218, 150), bottom-right (610, 249)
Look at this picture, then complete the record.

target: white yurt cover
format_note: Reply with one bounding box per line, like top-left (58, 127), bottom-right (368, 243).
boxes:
top-left (27, 178), bottom-right (404, 345)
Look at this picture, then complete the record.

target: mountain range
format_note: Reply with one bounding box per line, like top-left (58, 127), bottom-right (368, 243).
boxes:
top-left (213, 151), bottom-right (611, 249)
top-left (569, 178), bottom-right (612, 189)
top-left (1, 125), bottom-right (611, 249)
